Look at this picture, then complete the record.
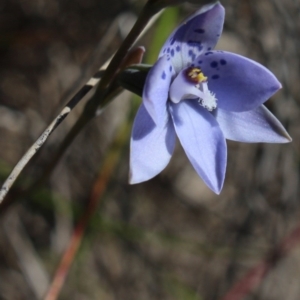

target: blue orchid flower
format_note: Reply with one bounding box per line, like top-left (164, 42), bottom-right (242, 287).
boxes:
top-left (129, 2), bottom-right (291, 194)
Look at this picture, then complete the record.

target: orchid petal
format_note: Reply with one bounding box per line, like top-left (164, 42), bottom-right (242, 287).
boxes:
top-left (143, 55), bottom-right (173, 126)
top-left (195, 51), bottom-right (281, 112)
top-left (130, 104), bottom-right (176, 184)
top-left (159, 2), bottom-right (224, 73)
top-left (215, 105), bottom-right (292, 143)
top-left (170, 100), bottom-right (226, 194)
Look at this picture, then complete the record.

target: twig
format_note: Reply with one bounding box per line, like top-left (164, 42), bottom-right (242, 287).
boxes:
top-left (0, 5), bottom-right (162, 204)
top-left (31, 46), bottom-right (145, 192)
top-left (0, 68), bottom-right (104, 204)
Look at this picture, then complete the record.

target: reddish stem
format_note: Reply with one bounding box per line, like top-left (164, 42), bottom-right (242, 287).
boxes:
top-left (43, 177), bottom-right (106, 300)
top-left (220, 224), bottom-right (300, 300)
top-left (44, 122), bottom-right (131, 300)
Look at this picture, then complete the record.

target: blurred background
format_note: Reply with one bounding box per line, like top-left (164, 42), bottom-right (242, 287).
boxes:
top-left (0, 0), bottom-right (300, 299)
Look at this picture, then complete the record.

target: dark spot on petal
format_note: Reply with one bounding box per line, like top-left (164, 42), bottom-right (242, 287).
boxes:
top-left (194, 28), bottom-right (205, 34)
top-left (188, 50), bottom-right (196, 61)
top-left (169, 65), bottom-right (172, 72)
top-left (205, 51), bottom-right (214, 55)
top-left (161, 71), bottom-right (166, 80)
top-left (187, 40), bottom-right (203, 51)
top-left (170, 37), bottom-right (176, 45)
top-left (176, 45), bottom-right (180, 52)
top-left (220, 59), bottom-right (227, 65)
top-left (212, 74), bottom-right (220, 79)
top-left (198, 60), bottom-right (202, 64)
top-left (210, 61), bottom-right (218, 68)
top-left (208, 47), bottom-right (212, 50)
top-left (163, 48), bottom-right (166, 53)
top-left (171, 49), bottom-right (174, 57)
top-left (188, 40), bottom-right (197, 45)
top-left (167, 48), bottom-right (170, 53)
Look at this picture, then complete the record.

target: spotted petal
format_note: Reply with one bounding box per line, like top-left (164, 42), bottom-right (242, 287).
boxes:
top-left (195, 51), bottom-right (281, 112)
top-left (130, 104), bottom-right (176, 184)
top-left (169, 100), bottom-right (226, 194)
top-left (143, 55), bottom-right (173, 126)
top-left (215, 105), bottom-right (292, 143)
top-left (159, 2), bottom-right (224, 74)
